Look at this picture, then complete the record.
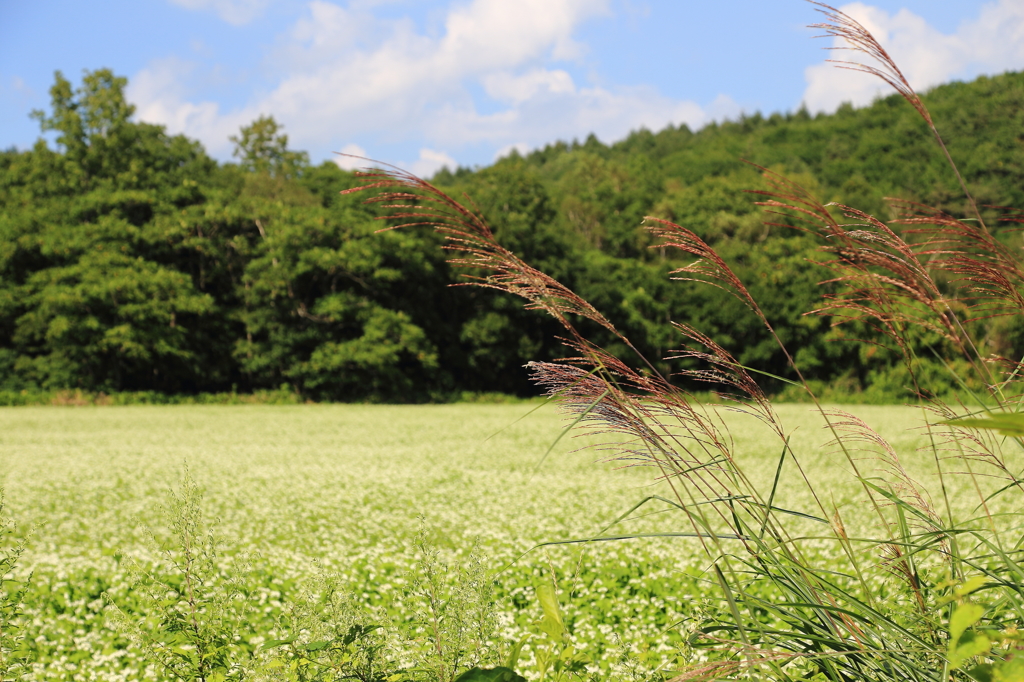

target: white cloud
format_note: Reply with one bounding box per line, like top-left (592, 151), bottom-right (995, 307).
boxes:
top-left (128, 57), bottom-right (248, 158)
top-left (425, 83), bottom-right (718, 154)
top-left (961, 0), bottom-right (1024, 70)
top-left (483, 69), bottom-right (576, 104)
top-left (705, 94), bottom-right (743, 123)
top-left (135, 0), bottom-right (729, 166)
top-left (333, 143), bottom-right (368, 171)
top-left (332, 145), bottom-right (455, 177)
top-left (168, 0), bottom-right (271, 25)
top-left (407, 148), bottom-right (457, 177)
top-left (803, 0), bottom-right (1024, 113)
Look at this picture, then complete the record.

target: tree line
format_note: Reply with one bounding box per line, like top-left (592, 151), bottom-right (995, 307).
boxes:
top-left (1, 68), bottom-right (1023, 401)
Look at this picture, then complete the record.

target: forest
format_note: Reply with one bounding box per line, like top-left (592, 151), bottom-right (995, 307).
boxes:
top-left (1, 67), bottom-right (1023, 402)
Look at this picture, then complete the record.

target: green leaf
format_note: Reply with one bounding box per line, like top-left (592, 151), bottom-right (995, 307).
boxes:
top-left (169, 645), bottom-right (197, 660)
top-left (453, 667), bottom-right (527, 682)
top-left (261, 637), bottom-right (297, 650)
top-left (304, 640), bottom-right (331, 652)
top-left (949, 603), bottom-right (990, 669)
top-left (536, 581), bottom-right (565, 643)
top-left (342, 623), bottom-right (380, 645)
top-left (505, 636), bottom-right (529, 671)
top-left (957, 576), bottom-right (989, 598)
top-left (942, 414), bottom-right (1024, 437)
top-left (995, 656), bottom-right (1024, 682)
top-left (968, 664), bottom-right (995, 682)
top-left (950, 631), bottom-right (991, 670)
top-left (951, 603), bottom-right (986, 645)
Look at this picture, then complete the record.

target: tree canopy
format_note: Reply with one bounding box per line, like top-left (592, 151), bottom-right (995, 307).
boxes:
top-left (2, 68), bottom-right (1023, 401)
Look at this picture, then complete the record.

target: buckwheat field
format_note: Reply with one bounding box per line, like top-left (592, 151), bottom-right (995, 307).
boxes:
top-left (0, 402), bottom-right (939, 681)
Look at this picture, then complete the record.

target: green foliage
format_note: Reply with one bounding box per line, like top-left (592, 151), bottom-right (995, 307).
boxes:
top-left (6, 66), bottom-right (1024, 400)
top-left (942, 412), bottom-right (1024, 437)
top-left (1, 69), bottom-right (223, 393)
top-left (0, 387), bottom-right (303, 406)
top-left (1, 72), bottom-right (456, 399)
top-left (230, 116), bottom-right (309, 179)
top-left (405, 530), bottom-right (501, 682)
top-left (942, 581), bottom-right (1024, 682)
top-left (256, 566), bottom-right (400, 682)
top-left (232, 174), bottom-right (446, 401)
top-left (107, 469), bottom-right (257, 681)
top-left (528, 580), bottom-right (591, 682)
top-left (15, 251), bottom-right (214, 390)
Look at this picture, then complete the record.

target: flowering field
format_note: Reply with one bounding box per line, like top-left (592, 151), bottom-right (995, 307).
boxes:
top-left (0, 403), bottom-right (932, 680)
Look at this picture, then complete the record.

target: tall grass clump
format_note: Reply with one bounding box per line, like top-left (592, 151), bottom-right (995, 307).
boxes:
top-left (347, 4), bottom-right (1024, 680)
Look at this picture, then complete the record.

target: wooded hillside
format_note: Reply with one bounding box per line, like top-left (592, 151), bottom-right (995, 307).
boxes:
top-left (2, 68), bottom-right (1022, 401)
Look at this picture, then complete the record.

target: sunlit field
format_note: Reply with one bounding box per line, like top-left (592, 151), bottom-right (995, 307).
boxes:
top-left (0, 403), bottom-right (957, 679)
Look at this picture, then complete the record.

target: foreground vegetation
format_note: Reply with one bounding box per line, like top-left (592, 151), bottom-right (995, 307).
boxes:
top-left (0, 402), bottom-right (933, 681)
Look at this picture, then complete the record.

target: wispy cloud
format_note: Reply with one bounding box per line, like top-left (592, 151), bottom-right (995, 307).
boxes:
top-left (11, 76), bottom-right (33, 96)
top-left (168, 0), bottom-right (272, 25)
top-left (802, 0), bottom-right (1024, 113)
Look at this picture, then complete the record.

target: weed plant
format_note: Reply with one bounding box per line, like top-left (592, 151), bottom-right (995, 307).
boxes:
top-left (255, 525), bottom-right (505, 682)
top-left (255, 563), bottom-right (401, 682)
top-left (347, 4), bottom-right (1024, 680)
top-left (106, 468), bottom-right (258, 682)
top-left (0, 495), bottom-right (28, 681)
top-left (403, 529), bottom-right (502, 682)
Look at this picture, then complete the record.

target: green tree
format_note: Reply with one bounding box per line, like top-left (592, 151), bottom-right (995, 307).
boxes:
top-left (230, 115), bottom-right (309, 179)
top-left (230, 148), bottom-right (450, 401)
top-left (13, 251), bottom-right (214, 391)
top-left (1, 69), bottom-right (226, 392)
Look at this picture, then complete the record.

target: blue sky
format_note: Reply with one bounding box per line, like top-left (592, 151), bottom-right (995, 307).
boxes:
top-left (3, 1), bottom-right (1022, 176)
